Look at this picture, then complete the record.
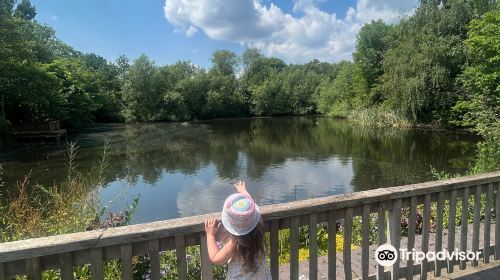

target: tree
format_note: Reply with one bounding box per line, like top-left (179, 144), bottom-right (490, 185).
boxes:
top-left (251, 76), bottom-right (290, 116)
top-left (280, 65), bottom-right (321, 114)
top-left (210, 50), bottom-right (238, 76)
top-left (201, 50), bottom-right (246, 118)
top-left (378, 0), bottom-right (477, 122)
top-left (242, 48), bottom-right (262, 73)
top-left (0, 62), bottom-right (59, 122)
top-left (243, 56), bottom-right (286, 87)
top-left (83, 53), bottom-right (108, 70)
top-left (203, 71), bottom-right (244, 118)
top-left (121, 54), bottom-right (161, 122)
top-left (316, 62), bottom-right (353, 117)
top-left (304, 59), bottom-right (338, 78)
top-left (0, 1), bottom-right (61, 123)
top-left (0, 0), bottom-right (14, 18)
top-left (115, 55), bottom-right (130, 79)
top-left (156, 61), bottom-right (204, 120)
top-left (241, 54), bottom-right (286, 112)
top-left (43, 57), bottom-right (102, 127)
top-left (13, 0), bottom-right (36, 20)
top-left (175, 71), bottom-right (210, 119)
top-left (353, 20), bottom-right (392, 90)
top-left (163, 91), bottom-right (190, 121)
top-left (456, 3), bottom-right (500, 173)
top-left (456, 3), bottom-right (500, 131)
top-left (89, 55), bottom-right (123, 122)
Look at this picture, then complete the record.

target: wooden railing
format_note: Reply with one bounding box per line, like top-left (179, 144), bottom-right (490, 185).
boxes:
top-left (1, 172), bottom-right (500, 280)
top-left (13, 121), bottom-right (63, 135)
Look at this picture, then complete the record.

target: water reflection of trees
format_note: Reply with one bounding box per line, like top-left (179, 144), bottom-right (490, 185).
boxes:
top-left (1, 117), bottom-right (478, 194)
top-left (111, 117), bottom-right (476, 189)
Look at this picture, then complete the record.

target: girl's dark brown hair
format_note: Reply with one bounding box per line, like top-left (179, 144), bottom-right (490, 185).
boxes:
top-left (227, 218), bottom-right (266, 272)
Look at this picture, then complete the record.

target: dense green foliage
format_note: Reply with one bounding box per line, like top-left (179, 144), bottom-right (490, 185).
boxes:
top-left (0, 0), bottom-right (498, 168)
top-left (379, 1), bottom-right (471, 122)
top-left (352, 19), bottom-right (392, 92)
top-left (459, 3), bottom-right (500, 173)
top-left (315, 61), bottom-right (368, 117)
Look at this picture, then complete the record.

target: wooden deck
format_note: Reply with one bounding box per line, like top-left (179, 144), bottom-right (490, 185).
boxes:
top-left (279, 222), bottom-right (496, 279)
top-left (0, 171), bottom-right (499, 279)
top-left (433, 262), bottom-right (500, 279)
top-left (13, 120), bottom-right (67, 143)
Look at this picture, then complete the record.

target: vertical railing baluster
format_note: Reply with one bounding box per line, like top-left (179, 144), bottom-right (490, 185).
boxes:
top-left (361, 205), bottom-right (370, 280)
top-left (420, 194), bottom-right (431, 280)
top-left (90, 248), bottom-right (103, 280)
top-left (149, 240), bottom-right (161, 280)
top-left (460, 187), bottom-right (470, 270)
top-left (1, 177), bottom-right (499, 280)
top-left (407, 196), bottom-right (417, 280)
top-left (328, 210), bottom-right (337, 280)
top-left (309, 213), bottom-right (318, 280)
top-left (361, 205), bottom-right (370, 279)
top-left (0, 262), bottom-right (5, 280)
top-left (60, 252), bottom-right (74, 280)
top-left (343, 208), bottom-right (353, 280)
top-left (200, 233), bottom-right (213, 280)
top-left (270, 220), bottom-right (280, 279)
top-left (121, 244), bottom-right (133, 280)
top-left (472, 185), bottom-right (481, 267)
top-left (484, 183), bottom-right (493, 263)
top-left (377, 202), bottom-right (386, 280)
top-left (26, 257), bottom-right (42, 280)
top-left (447, 189), bottom-right (457, 273)
top-left (496, 182), bottom-right (500, 260)
top-left (388, 199), bottom-right (402, 280)
top-left (434, 192), bottom-right (445, 277)
top-left (290, 216), bottom-right (300, 280)
top-left (175, 235), bottom-right (187, 280)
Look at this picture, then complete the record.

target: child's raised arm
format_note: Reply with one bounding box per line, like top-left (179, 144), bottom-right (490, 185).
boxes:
top-left (234, 180), bottom-right (251, 198)
top-left (204, 218), bottom-right (234, 265)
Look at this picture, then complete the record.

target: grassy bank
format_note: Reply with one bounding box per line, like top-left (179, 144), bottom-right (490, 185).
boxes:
top-left (0, 141), bottom-right (139, 279)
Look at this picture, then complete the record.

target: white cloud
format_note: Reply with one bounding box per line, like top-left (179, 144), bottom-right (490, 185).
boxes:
top-left (185, 25), bottom-right (198, 37)
top-left (164, 0), bottom-right (417, 63)
top-left (50, 15), bottom-right (58, 20)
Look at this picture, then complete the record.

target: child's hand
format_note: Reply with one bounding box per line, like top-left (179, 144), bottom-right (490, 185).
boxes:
top-left (234, 180), bottom-right (247, 194)
top-left (204, 218), bottom-right (220, 237)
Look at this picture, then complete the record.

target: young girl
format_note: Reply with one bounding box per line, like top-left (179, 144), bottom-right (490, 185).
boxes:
top-left (204, 180), bottom-right (271, 279)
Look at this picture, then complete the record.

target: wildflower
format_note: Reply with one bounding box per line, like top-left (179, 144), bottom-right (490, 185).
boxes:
top-left (186, 254), bottom-right (191, 262)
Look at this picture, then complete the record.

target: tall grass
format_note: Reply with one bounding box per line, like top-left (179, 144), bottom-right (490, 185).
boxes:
top-left (0, 140), bottom-right (140, 279)
top-left (347, 107), bottom-right (412, 127)
top-left (0, 142), bottom-right (104, 241)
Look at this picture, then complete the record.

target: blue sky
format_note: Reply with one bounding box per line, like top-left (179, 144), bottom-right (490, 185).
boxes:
top-left (31, 0), bottom-right (416, 68)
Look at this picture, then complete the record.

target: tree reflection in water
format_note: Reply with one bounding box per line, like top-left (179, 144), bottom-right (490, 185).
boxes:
top-left (0, 116), bottom-right (478, 223)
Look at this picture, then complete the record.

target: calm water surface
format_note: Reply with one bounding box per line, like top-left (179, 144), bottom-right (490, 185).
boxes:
top-left (0, 117), bottom-right (479, 224)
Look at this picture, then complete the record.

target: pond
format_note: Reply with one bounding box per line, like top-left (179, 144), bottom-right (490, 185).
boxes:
top-left (0, 116), bottom-right (479, 224)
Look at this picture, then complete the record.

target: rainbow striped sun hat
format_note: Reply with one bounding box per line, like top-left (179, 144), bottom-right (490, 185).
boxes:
top-left (221, 193), bottom-right (260, 236)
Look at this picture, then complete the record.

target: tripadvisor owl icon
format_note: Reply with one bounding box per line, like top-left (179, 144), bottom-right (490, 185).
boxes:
top-left (375, 244), bottom-right (398, 267)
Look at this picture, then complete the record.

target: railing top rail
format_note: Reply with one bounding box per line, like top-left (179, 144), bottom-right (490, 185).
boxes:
top-left (1, 171), bottom-right (499, 263)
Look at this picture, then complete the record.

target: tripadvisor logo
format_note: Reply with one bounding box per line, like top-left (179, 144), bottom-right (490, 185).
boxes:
top-left (375, 244), bottom-right (398, 266)
top-left (375, 244), bottom-right (481, 267)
